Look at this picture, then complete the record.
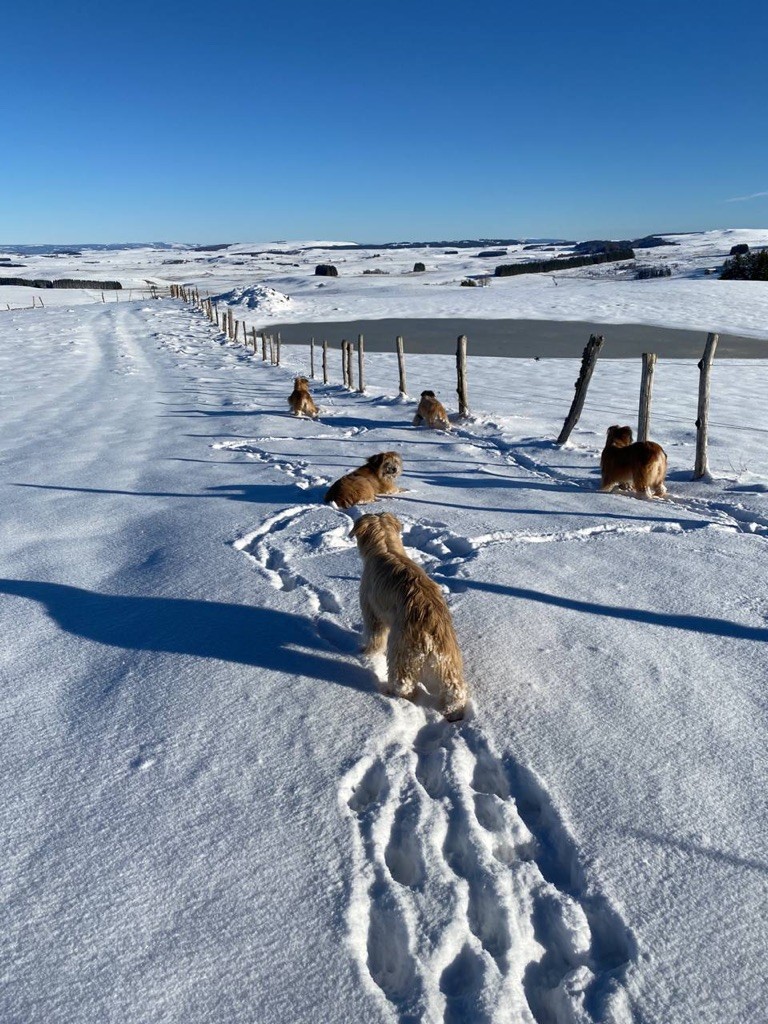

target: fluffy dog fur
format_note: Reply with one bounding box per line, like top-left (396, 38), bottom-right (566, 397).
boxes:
top-left (600, 425), bottom-right (668, 497)
top-left (324, 452), bottom-right (404, 509)
top-left (412, 390), bottom-right (450, 429)
top-left (287, 376), bottom-right (319, 418)
top-left (351, 512), bottom-right (467, 721)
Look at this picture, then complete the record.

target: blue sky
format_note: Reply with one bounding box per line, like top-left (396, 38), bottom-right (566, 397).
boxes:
top-left (2, 0), bottom-right (766, 243)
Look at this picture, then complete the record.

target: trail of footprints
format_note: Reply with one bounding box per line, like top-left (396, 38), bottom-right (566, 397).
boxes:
top-left (233, 493), bottom-right (633, 1023)
top-left (341, 712), bottom-right (633, 1024)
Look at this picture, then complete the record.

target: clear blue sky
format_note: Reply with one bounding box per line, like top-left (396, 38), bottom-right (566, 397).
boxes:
top-left (2, 0), bottom-right (766, 243)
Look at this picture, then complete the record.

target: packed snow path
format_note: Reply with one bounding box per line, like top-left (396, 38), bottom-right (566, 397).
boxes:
top-left (1, 301), bottom-right (766, 1024)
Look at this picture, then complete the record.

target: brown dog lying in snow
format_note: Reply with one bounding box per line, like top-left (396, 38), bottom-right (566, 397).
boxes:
top-left (323, 452), bottom-right (404, 509)
top-left (287, 376), bottom-right (319, 418)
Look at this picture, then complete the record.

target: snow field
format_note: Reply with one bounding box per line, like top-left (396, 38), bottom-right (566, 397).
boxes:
top-left (1, 297), bottom-right (766, 1024)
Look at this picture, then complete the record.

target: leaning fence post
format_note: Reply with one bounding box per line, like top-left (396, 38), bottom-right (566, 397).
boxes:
top-left (694, 332), bottom-right (719, 479)
top-left (357, 334), bottom-right (365, 393)
top-left (261, 332), bottom-right (267, 361)
top-left (637, 352), bottom-right (657, 443)
top-left (456, 334), bottom-right (469, 417)
top-left (396, 335), bottom-right (407, 397)
top-left (323, 340), bottom-right (329, 384)
top-left (556, 334), bottom-right (604, 445)
top-left (310, 337), bottom-right (315, 379)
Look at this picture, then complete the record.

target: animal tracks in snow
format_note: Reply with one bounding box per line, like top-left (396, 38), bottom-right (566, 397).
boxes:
top-left (213, 438), bottom-right (331, 490)
top-left (340, 708), bottom-right (633, 1024)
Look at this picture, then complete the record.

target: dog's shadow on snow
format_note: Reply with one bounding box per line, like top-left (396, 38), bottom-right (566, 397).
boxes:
top-left (0, 578), bottom-right (371, 692)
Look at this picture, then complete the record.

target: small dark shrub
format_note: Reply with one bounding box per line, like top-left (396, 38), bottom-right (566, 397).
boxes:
top-left (720, 250), bottom-right (768, 281)
top-left (413, 262), bottom-right (426, 272)
top-left (460, 279), bottom-right (477, 287)
top-left (730, 243), bottom-right (749, 256)
top-left (315, 264), bottom-right (338, 277)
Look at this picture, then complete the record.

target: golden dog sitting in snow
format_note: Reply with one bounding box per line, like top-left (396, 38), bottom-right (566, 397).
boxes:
top-left (412, 390), bottom-right (451, 429)
top-left (287, 376), bottom-right (319, 418)
top-left (600, 425), bottom-right (668, 497)
top-left (351, 512), bottom-right (468, 721)
top-left (324, 452), bottom-right (404, 509)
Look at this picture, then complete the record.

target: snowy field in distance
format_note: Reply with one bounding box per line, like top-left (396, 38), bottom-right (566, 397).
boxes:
top-left (3, 228), bottom-right (768, 340)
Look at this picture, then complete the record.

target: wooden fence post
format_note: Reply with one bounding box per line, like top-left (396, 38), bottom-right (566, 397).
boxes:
top-left (269, 335), bottom-right (274, 364)
top-left (310, 337), bottom-right (315, 379)
top-left (341, 340), bottom-right (348, 387)
top-left (556, 334), bottom-right (604, 445)
top-left (323, 340), bottom-right (329, 384)
top-left (261, 332), bottom-right (267, 361)
top-left (694, 332), bottom-right (719, 479)
top-left (357, 333), bottom-right (365, 393)
top-left (396, 335), bottom-right (407, 397)
top-left (275, 332), bottom-right (281, 366)
top-left (456, 334), bottom-right (469, 417)
top-left (637, 352), bottom-right (657, 443)
top-left (346, 340), bottom-right (354, 389)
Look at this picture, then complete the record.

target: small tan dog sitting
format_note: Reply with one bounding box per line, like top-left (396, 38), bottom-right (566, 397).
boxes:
top-left (600, 425), bottom-right (668, 497)
top-left (351, 512), bottom-right (468, 722)
top-left (287, 376), bottom-right (319, 418)
top-left (324, 452), bottom-right (404, 509)
top-left (412, 390), bottom-right (451, 429)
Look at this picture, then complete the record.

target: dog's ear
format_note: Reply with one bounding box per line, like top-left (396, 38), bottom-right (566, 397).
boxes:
top-left (421, 390), bottom-right (435, 398)
top-left (366, 453), bottom-right (384, 469)
top-left (381, 512), bottom-right (403, 533)
top-left (350, 515), bottom-right (372, 540)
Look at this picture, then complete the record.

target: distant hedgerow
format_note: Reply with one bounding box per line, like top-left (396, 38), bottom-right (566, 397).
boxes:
top-left (720, 250), bottom-right (768, 281)
top-left (494, 249), bottom-right (635, 277)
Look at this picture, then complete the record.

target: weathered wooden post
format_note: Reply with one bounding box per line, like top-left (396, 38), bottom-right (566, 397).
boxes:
top-left (261, 332), bottom-right (267, 361)
top-left (346, 340), bottom-right (354, 389)
top-left (694, 333), bottom-right (719, 479)
top-left (323, 340), bottom-right (329, 384)
top-left (234, 320), bottom-right (240, 343)
top-left (275, 332), bottom-right (281, 366)
top-left (556, 334), bottom-right (604, 445)
top-left (456, 334), bottom-right (469, 417)
top-left (310, 337), bottom-right (315, 379)
top-left (341, 340), bottom-right (349, 387)
top-left (269, 335), bottom-right (274, 364)
top-left (637, 352), bottom-right (657, 443)
top-left (396, 335), bottom-right (407, 397)
top-left (357, 333), bottom-right (365, 393)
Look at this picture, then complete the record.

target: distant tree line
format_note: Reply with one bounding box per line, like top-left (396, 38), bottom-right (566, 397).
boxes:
top-left (494, 249), bottom-right (635, 277)
top-left (0, 277), bottom-right (122, 289)
top-left (720, 249), bottom-right (768, 281)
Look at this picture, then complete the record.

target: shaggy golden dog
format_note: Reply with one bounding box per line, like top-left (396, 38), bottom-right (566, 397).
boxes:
top-left (351, 512), bottom-right (468, 721)
top-left (600, 425), bottom-right (668, 497)
top-left (323, 452), bottom-right (404, 509)
top-left (287, 376), bottom-right (319, 418)
top-left (412, 390), bottom-right (451, 429)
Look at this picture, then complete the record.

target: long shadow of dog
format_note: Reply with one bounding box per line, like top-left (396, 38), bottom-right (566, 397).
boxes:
top-left (0, 578), bottom-right (369, 691)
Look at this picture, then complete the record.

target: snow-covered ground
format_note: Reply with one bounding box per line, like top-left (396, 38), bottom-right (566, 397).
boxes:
top-left (2, 228), bottom-right (768, 340)
top-left (1, 297), bottom-right (766, 1024)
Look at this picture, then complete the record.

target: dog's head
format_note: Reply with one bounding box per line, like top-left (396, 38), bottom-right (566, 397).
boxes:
top-left (420, 390), bottom-right (436, 399)
top-left (366, 451), bottom-right (403, 480)
top-left (350, 512), bottom-right (404, 552)
top-left (605, 425), bottom-right (633, 448)
top-left (294, 376), bottom-right (310, 390)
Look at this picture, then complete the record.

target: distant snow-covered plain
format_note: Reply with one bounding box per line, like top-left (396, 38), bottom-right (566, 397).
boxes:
top-left (1, 231), bottom-right (767, 1024)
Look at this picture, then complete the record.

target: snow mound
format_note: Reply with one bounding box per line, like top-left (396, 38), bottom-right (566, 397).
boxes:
top-left (212, 284), bottom-right (292, 313)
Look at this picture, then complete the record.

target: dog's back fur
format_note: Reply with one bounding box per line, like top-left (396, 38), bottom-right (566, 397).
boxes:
top-left (351, 512), bottom-right (467, 721)
top-left (413, 390), bottom-right (450, 429)
top-left (600, 425), bottom-right (667, 497)
top-left (324, 452), bottom-right (403, 509)
top-left (288, 376), bottom-right (318, 418)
